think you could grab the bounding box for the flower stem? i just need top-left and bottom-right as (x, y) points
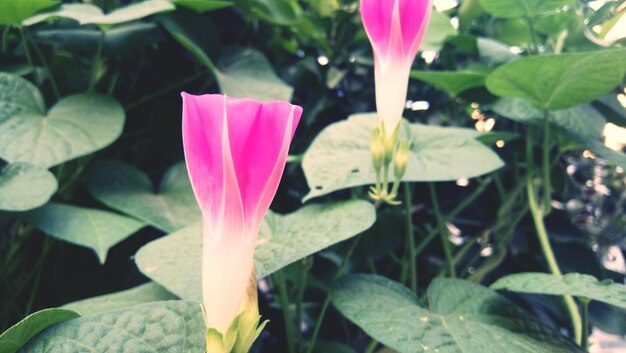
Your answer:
(429, 183), (455, 277)
(404, 183), (417, 292)
(580, 297), (590, 350)
(27, 33), (60, 100)
(305, 235), (362, 353)
(541, 109), (551, 214)
(526, 130), (582, 344)
(88, 31), (105, 92)
(274, 270), (297, 353)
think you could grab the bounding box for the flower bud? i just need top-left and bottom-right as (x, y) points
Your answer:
(394, 139), (411, 180)
(371, 126), (386, 172)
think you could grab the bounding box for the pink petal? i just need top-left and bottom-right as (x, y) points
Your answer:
(399, 0), (432, 58)
(226, 98), (302, 232)
(181, 92), (228, 220)
(360, 0), (396, 60)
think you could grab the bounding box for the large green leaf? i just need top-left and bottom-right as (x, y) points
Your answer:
(86, 161), (200, 233)
(485, 49), (626, 110)
(478, 0), (573, 19)
(421, 9), (457, 52)
(135, 200), (376, 301)
(332, 274), (584, 353)
(0, 0), (58, 26)
(62, 282), (177, 316)
(216, 47), (294, 101)
(23, 0), (175, 26)
(410, 70), (486, 97)
(302, 113), (504, 200)
(492, 272), (626, 309)
(18, 301), (204, 353)
(492, 98), (626, 168)
(0, 308), (79, 353)
(0, 74), (125, 168)
(476, 37), (520, 65)
(171, 0), (232, 12)
(24, 203), (145, 263)
(0, 163), (57, 212)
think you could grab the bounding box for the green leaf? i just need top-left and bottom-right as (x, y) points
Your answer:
(0, 308), (79, 353)
(86, 161), (201, 233)
(478, 0), (573, 19)
(485, 49), (626, 110)
(62, 282), (177, 316)
(0, 74), (125, 168)
(492, 272), (626, 309)
(302, 113), (504, 200)
(0, 0), (59, 26)
(492, 98), (626, 168)
(477, 37), (520, 65)
(33, 23), (158, 57)
(421, 9), (457, 52)
(410, 70), (486, 97)
(159, 10), (220, 69)
(24, 203), (145, 263)
(18, 301), (204, 353)
(23, 0), (175, 27)
(248, 0), (302, 25)
(216, 47), (294, 101)
(332, 274), (584, 353)
(0, 163), (57, 212)
(171, 0), (233, 12)
(135, 200), (376, 301)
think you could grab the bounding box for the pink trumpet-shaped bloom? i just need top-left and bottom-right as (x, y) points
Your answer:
(182, 93), (301, 334)
(360, 0), (432, 135)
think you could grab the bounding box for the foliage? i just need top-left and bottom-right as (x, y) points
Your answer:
(1, 0), (626, 352)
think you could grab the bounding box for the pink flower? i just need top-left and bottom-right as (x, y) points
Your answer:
(182, 93), (301, 334)
(360, 0), (432, 135)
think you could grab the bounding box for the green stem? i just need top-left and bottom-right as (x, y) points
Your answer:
(364, 339), (378, 353)
(428, 183), (456, 278)
(404, 183), (417, 292)
(19, 27), (35, 70)
(580, 297), (589, 350)
(274, 270), (297, 353)
(295, 258), (311, 353)
(28, 33), (60, 99)
(88, 31), (105, 92)
(526, 16), (540, 54)
(541, 109), (552, 214)
(305, 235), (362, 353)
(526, 130), (582, 344)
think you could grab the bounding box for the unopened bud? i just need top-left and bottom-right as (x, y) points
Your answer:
(370, 126), (386, 172)
(384, 124), (400, 165)
(394, 139), (411, 180)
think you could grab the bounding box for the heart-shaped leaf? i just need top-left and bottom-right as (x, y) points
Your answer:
(215, 47), (294, 101)
(302, 113), (504, 200)
(410, 70), (487, 97)
(492, 272), (626, 308)
(485, 49), (626, 110)
(23, 0), (175, 27)
(0, 0), (59, 26)
(135, 200), (376, 301)
(492, 98), (626, 168)
(421, 9), (457, 52)
(0, 163), (57, 212)
(18, 301), (204, 353)
(478, 0), (574, 19)
(62, 282), (177, 316)
(0, 74), (125, 168)
(332, 274), (584, 353)
(24, 203), (145, 263)
(0, 308), (79, 353)
(86, 161), (201, 233)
